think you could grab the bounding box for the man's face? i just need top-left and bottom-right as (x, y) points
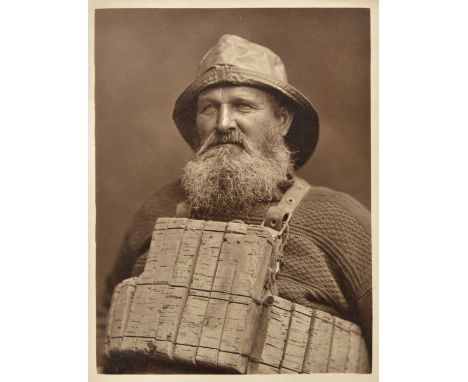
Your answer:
(195, 85), (289, 153)
(182, 85), (293, 215)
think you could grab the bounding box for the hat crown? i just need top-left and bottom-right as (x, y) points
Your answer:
(197, 34), (288, 82)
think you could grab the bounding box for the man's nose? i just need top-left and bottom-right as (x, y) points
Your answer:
(216, 104), (236, 133)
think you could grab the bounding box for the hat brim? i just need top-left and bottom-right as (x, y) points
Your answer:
(172, 66), (319, 168)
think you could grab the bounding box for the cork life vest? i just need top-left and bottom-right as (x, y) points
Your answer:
(104, 177), (370, 373)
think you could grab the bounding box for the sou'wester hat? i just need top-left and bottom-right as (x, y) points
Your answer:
(172, 34), (319, 168)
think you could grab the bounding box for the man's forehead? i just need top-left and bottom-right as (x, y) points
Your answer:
(198, 85), (271, 101)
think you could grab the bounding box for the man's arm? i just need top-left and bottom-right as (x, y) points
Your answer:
(292, 187), (373, 352)
(97, 180), (186, 369)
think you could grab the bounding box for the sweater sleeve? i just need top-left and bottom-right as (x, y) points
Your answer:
(103, 180), (186, 309)
(98, 181), (185, 362)
(299, 188), (373, 351)
(326, 191), (372, 352)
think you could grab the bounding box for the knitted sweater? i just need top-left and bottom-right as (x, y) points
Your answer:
(104, 179), (372, 354)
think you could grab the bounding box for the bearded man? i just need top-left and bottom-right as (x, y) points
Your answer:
(101, 34), (372, 374)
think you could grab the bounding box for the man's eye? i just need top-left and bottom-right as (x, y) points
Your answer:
(201, 104), (216, 113)
(236, 102), (253, 110)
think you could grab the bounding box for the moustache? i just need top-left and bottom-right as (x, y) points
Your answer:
(198, 131), (251, 156)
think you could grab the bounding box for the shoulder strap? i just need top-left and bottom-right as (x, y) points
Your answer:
(262, 176), (311, 234)
(175, 177), (311, 225)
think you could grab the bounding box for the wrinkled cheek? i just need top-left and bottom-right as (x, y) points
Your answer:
(196, 116), (215, 140)
(198, 128), (211, 142)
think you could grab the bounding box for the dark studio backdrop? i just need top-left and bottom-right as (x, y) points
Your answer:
(94, 7), (371, 357)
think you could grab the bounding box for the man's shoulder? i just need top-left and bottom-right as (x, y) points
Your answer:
(305, 185), (368, 208)
(124, 179), (186, 252)
(295, 184), (370, 231)
(134, 179), (186, 220)
(144, 179), (185, 204)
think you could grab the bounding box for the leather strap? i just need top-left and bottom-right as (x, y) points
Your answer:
(262, 176), (311, 234)
(176, 177), (311, 226)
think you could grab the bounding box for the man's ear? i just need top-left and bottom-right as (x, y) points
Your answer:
(276, 106), (294, 137)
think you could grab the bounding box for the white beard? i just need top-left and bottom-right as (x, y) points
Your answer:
(182, 129), (291, 215)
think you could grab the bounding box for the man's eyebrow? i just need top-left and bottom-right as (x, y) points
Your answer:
(230, 89), (263, 100)
(197, 94), (219, 103)
(198, 94), (261, 103)
(231, 95), (260, 103)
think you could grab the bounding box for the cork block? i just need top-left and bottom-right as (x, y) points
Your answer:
(211, 230), (244, 293)
(191, 222), (226, 291)
(303, 310), (334, 372)
(105, 217), (370, 374)
(230, 228), (271, 299)
(154, 286), (188, 357)
(170, 220), (204, 288)
(257, 301), (292, 368)
(328, 319), (352, 372)
(173, 291), (210, 363)
(197, 296), (229, 352)
(246, 361), (279, 374)
(151, 219), (186, 284)
(344, 327), (362, 372)
(280, 305), (312, 373)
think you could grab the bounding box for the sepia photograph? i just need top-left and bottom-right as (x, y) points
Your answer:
(91, 1), (377, 377)
(6, 1), (468, 381)
(5, 1), (468, 382)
